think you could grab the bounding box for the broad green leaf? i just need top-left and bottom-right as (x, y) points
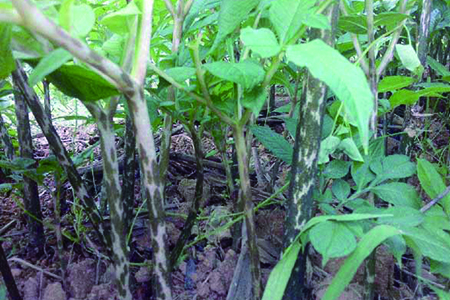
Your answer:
(45, 64), (120, 101)
(102, 34), (125, 60)
(417, 159), (450, 214)
(429, 286), (450, 300)
(376, 207), (424, 227)
(28, 48), (73, 87)
(332, 179), (350, 201)
(310, 220), (356, 265)
(389, 89), (420, 108)
(374, 12), (408, 29)
(371, 182), (422, 209)
(269, 0), (317, 44)
(261, 240), (301, 300)
(322, 225), (401, 300)
(370, 154), (416, 183)
(286, 40), (372, 152)
(283, 117), (297, 138)
(59, 0), (75, 32)
(165, 67), (196, 83)
(378, 76), (415, 92)
(242, 87), (268, 116)
(303, 9), (331, 30)
(10, 28), (46, 60)
(338, 138), (364, 162)
(71, 4), (95, 37)
(385, 235), (406, 265)
(100, 1), (141, 35)
(0, 24), (15, 80)
(240, 27), (281, 58)
(211, 0), (259, 51)
(430, 260), (450, 279)
(203, 60), (265, 90)
(319, 135), (341, 164)
(338, 15), (367, 34)
(427, 56), (450, 77)
(323, 160), (351, 179)
(396, 44), (423, 75)
(403, 227), (450, 264)
(251, 126), (293, 164)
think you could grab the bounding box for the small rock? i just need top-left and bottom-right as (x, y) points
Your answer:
(86, 283), (118, 300)
(135, 267), (151, 283)
(100, 264), (115, 284)
(209, 271), (226, 295)
(42, 282), (66, 300)
(68, 259), (96, 299)
(11, 268), (22, 278)
(23, 277), (39, 300)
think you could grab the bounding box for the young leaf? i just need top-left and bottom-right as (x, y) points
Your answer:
(370, 154), (416, 183)
(378, 76), (415, 92)
(319, 135), (341, 164)
(417, 159), (450, 214)
(323, 160), (351, 179)
(242, 87), (268, 116)
(261, 240), (301, 300)
(310, 221), (356, 265)
(269, 0), (317, 44)
(165, 67), (196, 83)
(389, 89), (420, 108)
(371, 182), (422, 209)
(211, 0), (259, 51)
(0, 24), (15, 80)
(322, 225), (401, 300)
(286, 40), (373, 152)
(28, 48), (73, 87)
(396, 44), (423, 75)
(240, 27), (281, 58)
(203, 60), (265, 90)
(250, 126), (293, 164)
(100, 1), (141, 35)
(338, 138), (364, 162)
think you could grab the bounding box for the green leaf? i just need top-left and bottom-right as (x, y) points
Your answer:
(332, 179), (350, 201)
(203, 60), (265, 90)
(45, 64), (120, 101)
(262, 240), (301, 300)
(211, 0), (259, 52)
(323, 160), (351, 179)
(370, 154), (416, 183)
(310, 221), (356, 265)
(430, 260), (450, 279)
(338, 138), (364, 162)
(371, 182), (422, 209)
(100, 1), (141, 35)
(338, 15), (367, 34)
(240, 27), (281, 58)
(374, 12), (408, 29)
(319, 135), (341, 164)
(396, 44), (423, 75)
(28, 48), (73, 87)
(70, 4), (95, 37)
(378, 76), (415, 93)
(417, 159), (450, 214)
(428, 285), (450, 300)
(427, 56), (450, 77)
(165, 67), (196, 83)
(251, 126), (293, 164)
(286, 40), (372, 152)
(402, 227), (450, 264)
(242, 87), (268, 116)
(376, 207), (424, 227)
(351, 160), (375, 191)
(269, 0), (317, 44)
(0, 24), (15, 80)
(389, 89), (420, 108)
(322, 225), (401, 300)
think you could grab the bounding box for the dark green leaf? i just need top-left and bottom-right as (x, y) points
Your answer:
(371, 182), (422, 209)
(417, 159), (450, 214)
(403, 227), (450, 264)
(332, 179), (350, 201)
(427, 56), (450, 77)
(242, 87), (268, 116)
(378, 76), (415, 92)
(323, 159), (351, 179)
(28, 48), (73, 87)
(203, 60), (265, 90)
(370, 154), (416, 183)
(338, 15), (367, 34)
(0, 24), (15, 80)
(251, 125), (293, 164)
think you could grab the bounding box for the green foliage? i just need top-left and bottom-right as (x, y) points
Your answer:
(378, 75), (415, 92)
(0, 23), (15, 80)
(240, 27), (281, 58)
(395, 44), (424, 76)
(100, 1), (141, 35)
(250, 125), (293, 164)
(28, 48), (73, 87)
(417, 159), (450, 214)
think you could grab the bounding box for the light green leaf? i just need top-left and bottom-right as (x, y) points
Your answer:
(45, 64), (120, 102)
(0, 24), (15, 80)
(389, 89), (420, 108)
(240, 27), (281, 58)
(376, 207), (424, 227)
(427, 56), (450, 77)
(203, 60), (265, 90)
(71, 4), (95, 37)
(339, 138), (364, 162)
(378, 76), (415, 93)
(251, 126), (293, 164)
(302, 8), (331, 30)
(286, 40), (373, 152)
(262, 240), (301, 300)
(100, 1), (141, 35)
(322, 225), (401, 300)
(269, 0), (317, 44)
(429, 285), (450, 300)
(242, 87), (268, 116)
(403, 227), (450, 264)
(165, 67), (196, 83)
(102, 34), (125, 60)
(211, 0), (259, 52)
(338, 15), (367, 34)
(371, 182), (422, 209)
(319, 135), (341, 164)
(396, 44), (423, 74)
(351, 160), (375, 191)
(332, 179), (350, 201)
(374, 12), (408, 29)
(28, 48), (73, 87)
(323, 160), (351, 179)
(370, 154), (416, 183)
(310, 221), (356, 265)
(417, 159), (450, 214)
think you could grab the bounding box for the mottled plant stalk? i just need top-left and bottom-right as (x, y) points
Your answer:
(52, 172), (67, 288)
(9, 1), (172, 298)
(121, 116), (136, 236)
(43, 79), (51, 117)
(0, 242), (23, 300)
(417, 0), (432, 68)
(12, 73), (45, 250)
(233, 126), (262, 299)
(84, 102), (132, 300)
(0, 113), (15, 160)
(11, 64), (110, 249)
(283, 5), (335, 300)
(169, 122), (204, 269)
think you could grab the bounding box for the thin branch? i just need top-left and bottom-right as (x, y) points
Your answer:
(420, 186), (450, 213)
(163, 0), (175, 17)
(0, 7), (22, 24)
(183, 0), (194, 17)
